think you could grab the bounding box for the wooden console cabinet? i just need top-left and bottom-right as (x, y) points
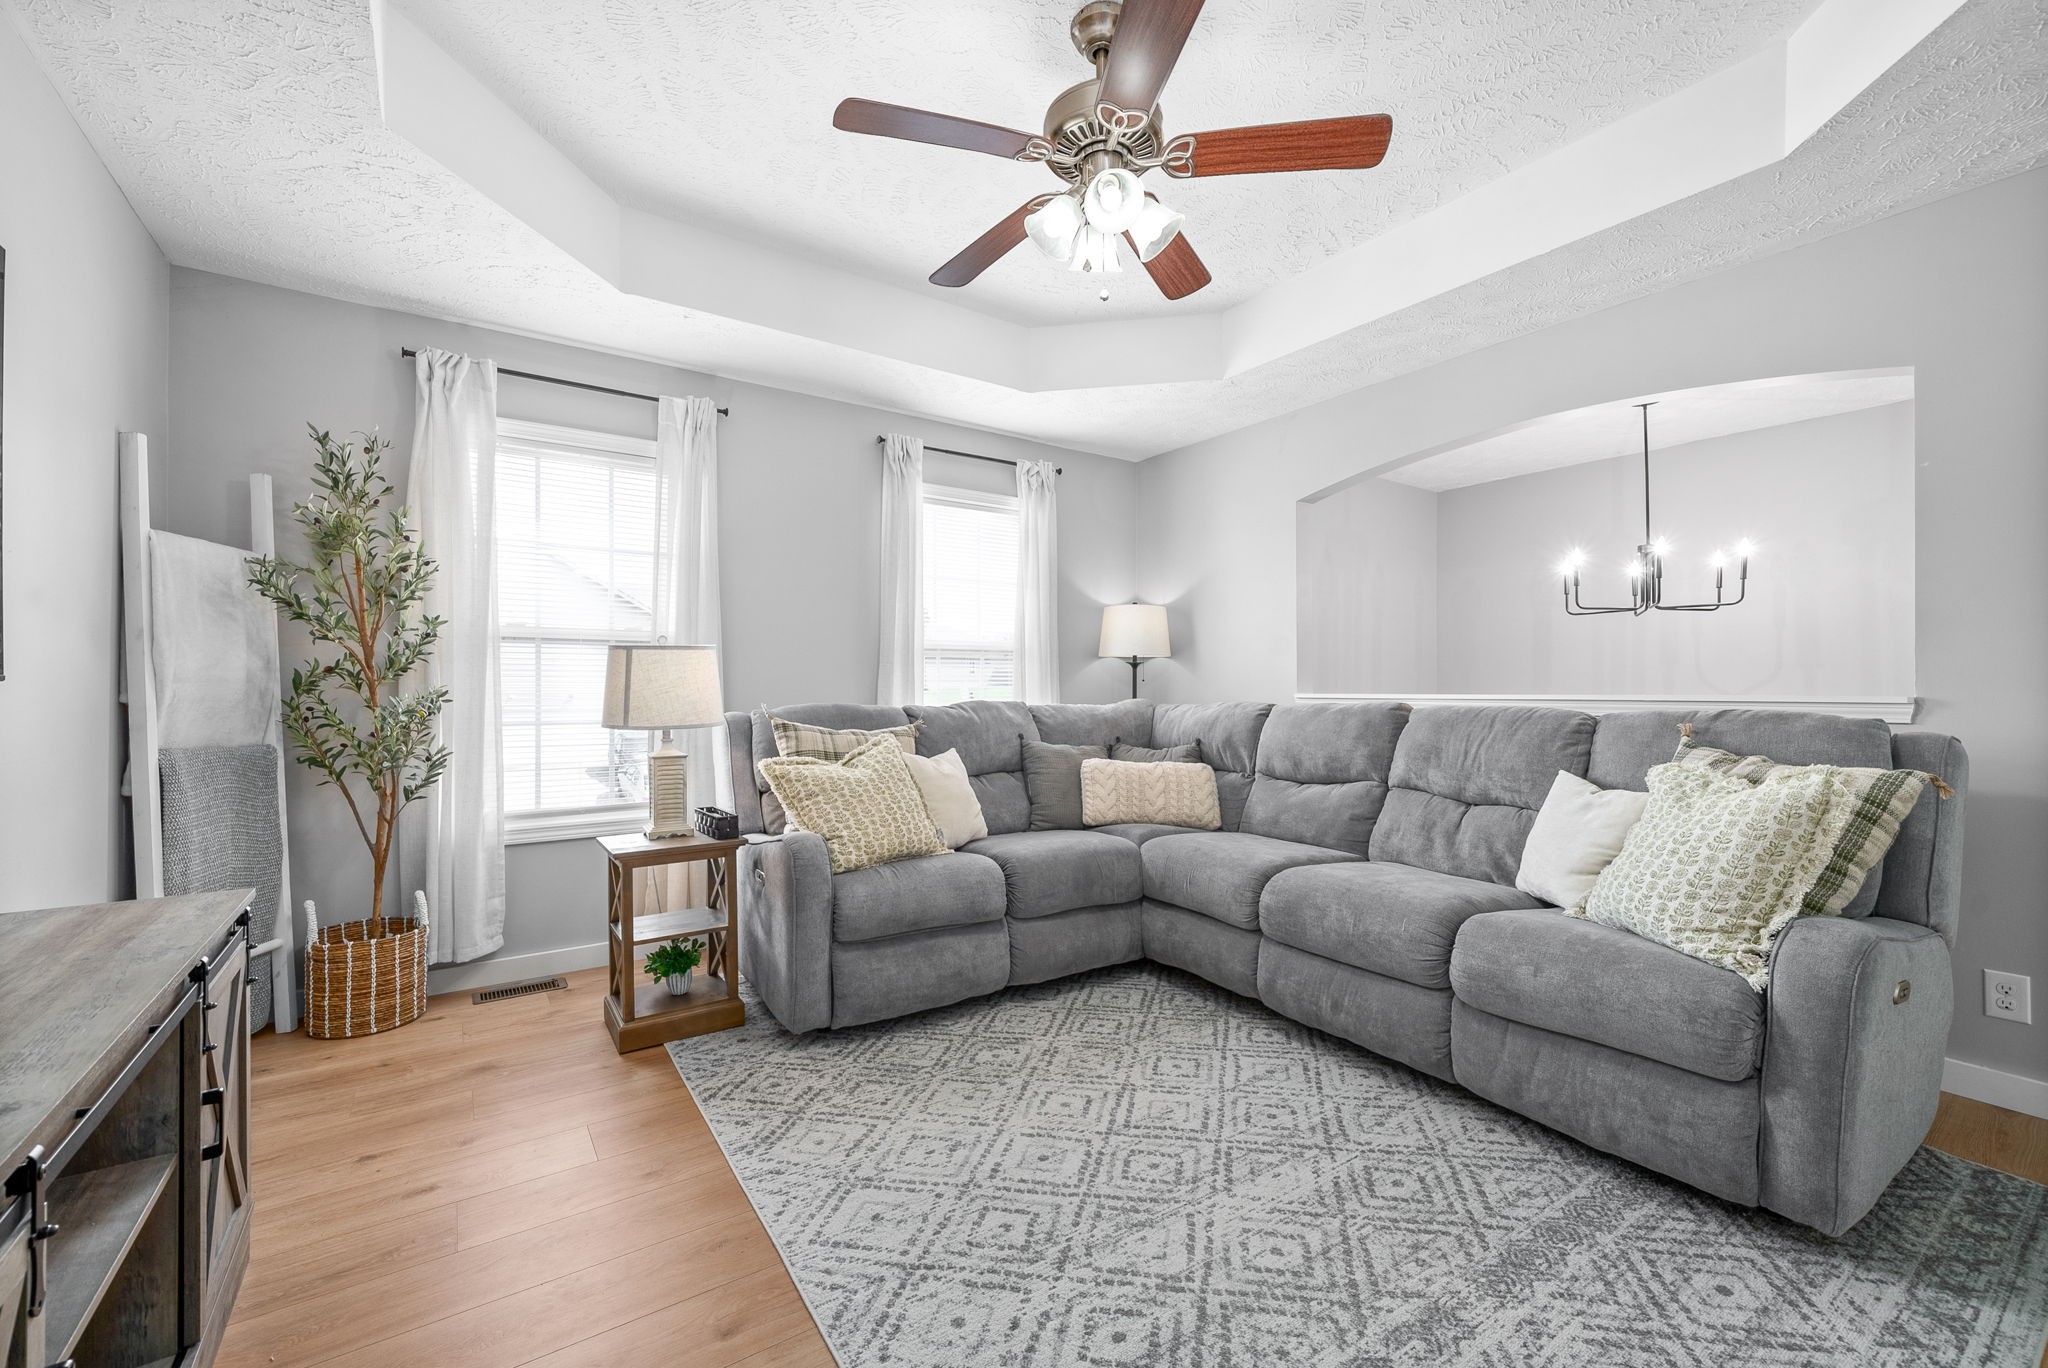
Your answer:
(1, 890), (253, 1368)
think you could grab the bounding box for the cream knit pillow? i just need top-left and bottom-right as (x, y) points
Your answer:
(1079, 759), (1222, 830)
(1580, 762), (1855, 989)
(757, 737), (946, 874)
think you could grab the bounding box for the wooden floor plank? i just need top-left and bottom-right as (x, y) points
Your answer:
(224, 965), (2046, 1368)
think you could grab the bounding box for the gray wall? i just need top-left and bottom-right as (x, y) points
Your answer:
(164, 269), (1137, 974)
(1297, 476), (1439, 695)
(1301, 403), (1917, 697)
(1138, 166), (2048, 1087)
(0, 22), (169, 912)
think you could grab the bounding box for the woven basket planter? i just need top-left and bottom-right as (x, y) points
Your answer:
(302, 891), (430, 1039)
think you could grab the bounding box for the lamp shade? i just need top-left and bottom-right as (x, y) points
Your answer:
(601, 644), (724, 730)
(1098, 604), (1170, 660)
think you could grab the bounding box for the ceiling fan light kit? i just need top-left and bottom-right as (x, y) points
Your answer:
(832, 0), (1393, 300)
(1560, 403), (1756, 617)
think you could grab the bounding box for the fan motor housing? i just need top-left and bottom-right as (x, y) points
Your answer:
(1043, 78), (1161, 183)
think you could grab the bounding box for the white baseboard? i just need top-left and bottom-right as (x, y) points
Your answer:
(427, 940), (609, 997)
(1942, 1057), (2048, 1120)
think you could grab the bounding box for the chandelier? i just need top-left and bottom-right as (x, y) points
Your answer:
(1558, 402), (1753, 616)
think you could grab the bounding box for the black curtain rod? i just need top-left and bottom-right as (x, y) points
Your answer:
(400, 349), (727, 416)
(875, 435), (1060, 475)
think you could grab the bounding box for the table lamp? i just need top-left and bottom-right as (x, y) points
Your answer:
(601, 644), (725, 839)
(1098, 603), (1170, 700)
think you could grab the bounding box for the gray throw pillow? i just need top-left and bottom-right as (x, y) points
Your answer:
(1112, 739), (1201, 765)
(1021, 737), (1109, 830)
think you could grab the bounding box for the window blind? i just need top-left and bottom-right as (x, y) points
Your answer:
(922, 492), (1019, 704)
(497, 431), (657, 817)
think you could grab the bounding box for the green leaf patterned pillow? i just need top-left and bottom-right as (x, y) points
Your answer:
(758, 737), (946, 874)
(1672, 734), (1942, 918)
(1580, 762), (1856, 989)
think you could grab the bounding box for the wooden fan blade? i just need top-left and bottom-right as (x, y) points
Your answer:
(834, 98), (1045, 160)
(1097, 0), (1205, 118)
(931, 197), (1053, 288)
(1166, 114), (1392, 177)
(1125, 228), (1211, 300)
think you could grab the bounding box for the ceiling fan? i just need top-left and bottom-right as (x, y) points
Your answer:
(832, 0), (1393, 301)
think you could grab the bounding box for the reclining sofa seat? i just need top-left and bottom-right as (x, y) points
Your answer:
(724, 698), (1968, 1238)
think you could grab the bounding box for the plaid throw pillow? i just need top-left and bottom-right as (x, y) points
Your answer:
(1672, 729), (1948, 919)
(769, 714), (919, 763)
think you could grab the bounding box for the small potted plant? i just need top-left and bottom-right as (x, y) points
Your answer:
(645, 938), (705, 996)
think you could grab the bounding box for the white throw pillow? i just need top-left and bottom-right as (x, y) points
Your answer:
(1515, 771), (1652, 910)
(902, 748), (988, 848)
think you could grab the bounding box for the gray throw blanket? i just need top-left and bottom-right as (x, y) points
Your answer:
(160, 744), (283, 1031)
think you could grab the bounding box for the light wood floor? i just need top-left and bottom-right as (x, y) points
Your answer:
(221, 966), (2048, 1368)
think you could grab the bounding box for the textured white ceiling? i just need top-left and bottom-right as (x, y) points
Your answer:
(388, 0), (1824, 326)
(1375, 371), (1916, 492)
(4, 0), (2042, 460)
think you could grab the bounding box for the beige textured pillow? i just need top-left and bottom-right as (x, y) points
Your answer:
(1580, 762), (1855, 989)
(1515, 771), (1651, 910)
(1079, 759), (1222, 830)
(757, 737), (946, 874)
(902, 749), (988, 849)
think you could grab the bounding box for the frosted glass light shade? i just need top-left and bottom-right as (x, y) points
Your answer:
(1068, 226), (1122, 274)
(1098, 604), (1170, 660)
(1128, 197), (1184, 261)
(601, 644), (725, 730)
(1025, 195), (1085, 260)
(1082, 167), (1146, 232)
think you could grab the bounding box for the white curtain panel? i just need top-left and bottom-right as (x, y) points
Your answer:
(400, 347), (507, 965)
(877, 434), (925, 704)
(1016, 459), (1061, 703)
(655, 395), (730, 809)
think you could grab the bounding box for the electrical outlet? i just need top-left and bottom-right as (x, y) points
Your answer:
(1983, 970), (2033, 1024)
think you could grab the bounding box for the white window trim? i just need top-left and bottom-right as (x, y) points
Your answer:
(923, 483), (1018, 514)
(497, 417), (660, 846)
(506, 804), (647, 846)
(498, 417), (657, 461)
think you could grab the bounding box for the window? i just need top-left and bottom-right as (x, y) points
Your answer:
(496, 420), (659, 841)
(922, 487), (1020, 704)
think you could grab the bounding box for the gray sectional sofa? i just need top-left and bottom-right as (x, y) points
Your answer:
(723, 698), (1968, 1236)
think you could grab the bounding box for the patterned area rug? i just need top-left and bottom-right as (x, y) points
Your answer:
(668, 964), (2048, 1368)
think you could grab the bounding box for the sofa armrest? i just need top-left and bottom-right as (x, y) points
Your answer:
(738, 831), (834, 1033)
(1759, 915), (1952, 1235)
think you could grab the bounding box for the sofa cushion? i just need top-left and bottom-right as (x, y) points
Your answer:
(1029, 699), (1153, 749)
(960, 830), (1143, 920)
(757, 738), (948, 874)
(905, 700), (1036, 835)
(1152, 702), (1272, 831)
(1240, 702), (1409, 857)
(1260, 861), (1545, 991)
(750, 703), (912, 833)
(831, 851), (1006, 943)
(1370, 706), (1597, 885)
(1449, 908), (1766, 1082)
(1141, 831), (1359, 930)
(1093, 822), (1208, 847)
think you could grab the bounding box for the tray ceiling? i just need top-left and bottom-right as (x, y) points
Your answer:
(4, 0), (2042, 460)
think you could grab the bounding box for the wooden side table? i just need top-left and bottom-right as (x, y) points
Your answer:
(598, 831), (745, 1053)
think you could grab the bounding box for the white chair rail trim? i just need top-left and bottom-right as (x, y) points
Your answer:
(1295, 694), (1919, 725)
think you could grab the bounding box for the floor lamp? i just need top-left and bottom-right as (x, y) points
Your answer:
(1099, 603), (1171, 700)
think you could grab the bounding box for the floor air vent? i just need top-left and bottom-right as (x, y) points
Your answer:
(472, 975), (570, 1005)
